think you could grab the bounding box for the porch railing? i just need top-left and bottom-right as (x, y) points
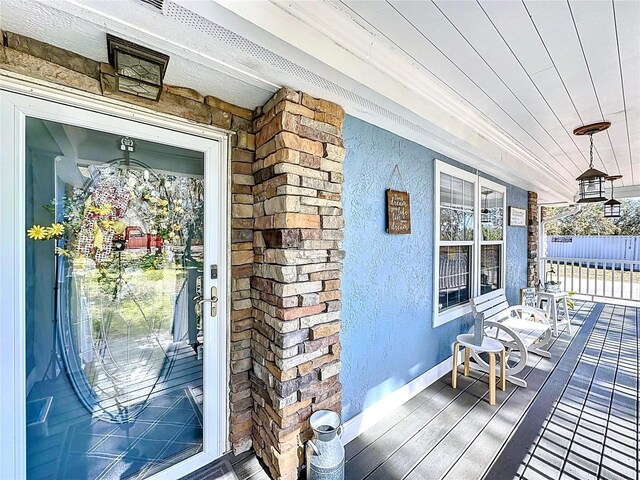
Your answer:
(541, 256), (640, 302)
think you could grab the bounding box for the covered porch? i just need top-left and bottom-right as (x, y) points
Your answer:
(1, 1), (639, 480)
(198, 299), (638, 480)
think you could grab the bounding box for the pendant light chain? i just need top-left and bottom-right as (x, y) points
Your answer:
(589, 134), (594, 169)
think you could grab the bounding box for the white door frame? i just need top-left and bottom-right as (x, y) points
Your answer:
(0, 75), (230, 480)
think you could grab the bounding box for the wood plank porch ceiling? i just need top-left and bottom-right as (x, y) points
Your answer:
(337, 1), (639, 192)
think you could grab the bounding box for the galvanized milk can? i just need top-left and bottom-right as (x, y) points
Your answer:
(306, 410), (345, 480)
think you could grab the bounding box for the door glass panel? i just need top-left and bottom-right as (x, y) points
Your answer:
(25, 117), (206, 479)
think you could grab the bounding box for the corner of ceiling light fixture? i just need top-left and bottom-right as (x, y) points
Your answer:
(106, 34), (170, 101)
(573, 122), (610, 203)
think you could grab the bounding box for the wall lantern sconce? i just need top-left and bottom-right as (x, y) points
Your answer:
(106, 34), (170, 101)
(603, 175), (623, 218)
(573, 122), (610, 203)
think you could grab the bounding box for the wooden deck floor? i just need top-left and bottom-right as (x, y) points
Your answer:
(345, 301), (638, 480)
(487, 301), (639, 480)
(187, 300), (639, 480)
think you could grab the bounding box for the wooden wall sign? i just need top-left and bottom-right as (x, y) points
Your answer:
(386, 189), (411, 234)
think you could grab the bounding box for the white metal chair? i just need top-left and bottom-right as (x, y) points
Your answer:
(469, 288), (552, 388)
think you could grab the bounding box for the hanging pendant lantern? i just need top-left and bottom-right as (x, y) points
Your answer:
(603, 175), (623, 218)
(573, 122), (610, 203)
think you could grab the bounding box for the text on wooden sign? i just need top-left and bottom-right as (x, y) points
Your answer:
(386, 189), (411, 234)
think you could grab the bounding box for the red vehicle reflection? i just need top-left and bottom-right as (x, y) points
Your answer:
(122, 226), (163, 251)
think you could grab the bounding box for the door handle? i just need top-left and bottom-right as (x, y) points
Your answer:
(196, 286), (218, 317)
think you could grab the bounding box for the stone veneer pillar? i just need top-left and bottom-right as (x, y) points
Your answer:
(527, 191), (539, 287)
(250, 88), (345, 479)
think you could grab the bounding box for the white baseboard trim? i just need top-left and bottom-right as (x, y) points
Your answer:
(342, 353), (458, 444)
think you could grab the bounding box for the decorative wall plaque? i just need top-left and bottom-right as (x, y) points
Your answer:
(520, 287), (537, 308)
(386, 189), (411, 234)
(508, 206), (527, 227)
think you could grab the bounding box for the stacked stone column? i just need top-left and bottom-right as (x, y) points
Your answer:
(227, 106), (257, 454)
(250, 88), (345, 479)
(527, 191), (539, 287)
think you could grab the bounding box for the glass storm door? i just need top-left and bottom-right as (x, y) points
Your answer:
(5, 96), (226, 480)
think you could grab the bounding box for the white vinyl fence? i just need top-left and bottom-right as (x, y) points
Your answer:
(541, 257), (640, 302)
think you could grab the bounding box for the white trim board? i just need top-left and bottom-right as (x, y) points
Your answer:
(342, 353), (459, 444)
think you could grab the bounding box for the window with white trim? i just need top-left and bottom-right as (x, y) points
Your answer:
(434, 161), (506, 326)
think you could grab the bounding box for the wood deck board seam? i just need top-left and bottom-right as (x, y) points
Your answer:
(517, 302), (605, 474)
(344, 379), (452, 461)
(596, 305), (636, 479)
(490, 305), (638, 475)
(364, 303), (589, 480)
(427, 302), (590, 480)
(479, 301), (602, 479)
(348, 374), (485, 480)
(515, 302), (609, 477)
(430, 301), (591, 479)
(351, 302), (588, 480)
(346, 373), (488, 480)
(554, 304), (617, 478)
(405, 342), (566, 479)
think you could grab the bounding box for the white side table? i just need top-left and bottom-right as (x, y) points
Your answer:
(536, 291), (571, 337)
(452, 334), (506, 405)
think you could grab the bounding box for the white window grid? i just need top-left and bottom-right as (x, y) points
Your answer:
(433, 160), (506, 327)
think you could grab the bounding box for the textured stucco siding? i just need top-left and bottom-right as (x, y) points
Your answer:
(341, 115), (528, 421)
(505, 185), (529, 305)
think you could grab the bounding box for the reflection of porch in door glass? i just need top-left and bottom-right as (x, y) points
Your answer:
(25, 117), (207, 479)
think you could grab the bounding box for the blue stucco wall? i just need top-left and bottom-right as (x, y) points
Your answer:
(341, 116), (529, 421)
